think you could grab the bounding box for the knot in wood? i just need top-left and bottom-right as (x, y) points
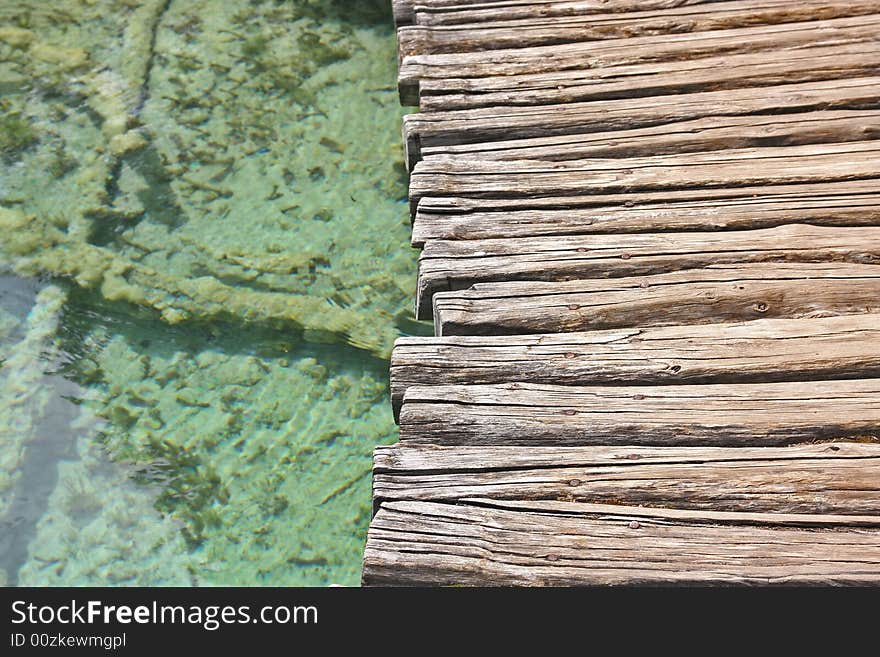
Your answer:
(567, 304), (581, 310)
(568, 479), (582, 487)
(562, 409), (577, 416)
(753, 301), (769, 313)
(628, 521), (641, 530)
(564, 352), (577, 359)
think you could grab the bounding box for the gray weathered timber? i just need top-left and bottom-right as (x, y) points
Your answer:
(432, 262), (880, 335)
(412, 180), (880, 245)
(398, 0), (880, 57)
(390, 314), (880, 415)
(402, 77), (880, 166)
(416, 224), (880, 318)
(396, 0), (728, 28)
(363, 500), (880, 585)
(372, 442), (880, 515)
(397, 378), (880, 446)
(418, 110), (880, 165)
(410, 141), (880, 214)
(399, 14), (880, 104)
(419, 41), (880, 111)
(372, 0), (880, 587)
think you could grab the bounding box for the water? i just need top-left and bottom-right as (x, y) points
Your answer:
(0, 0), (420, 586)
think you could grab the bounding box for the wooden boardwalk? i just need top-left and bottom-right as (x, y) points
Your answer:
(361, 0), (880, 585)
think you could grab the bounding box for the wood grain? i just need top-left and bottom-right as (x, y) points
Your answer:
(397, 378), (880, 446)
(418, 110), (880, 164)
(398, 0), (880, 57)
(399, 14), (880, 103)
(403, 76), (880, 166)
(373, 442), (880, 515)
(420, 41), (880, 111)
(413, 179), (880, 245)
(363, 500), (880, 585)
(396, 0), (729, 28)
(410, 141), (880, 214)
(433, 262), (880, 335)
(390, 314), (880, 415)
(374, 1), (880, 587)
(416, 224), (880, 318)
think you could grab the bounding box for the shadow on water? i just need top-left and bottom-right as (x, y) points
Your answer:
(0, 377), (81, 586)
(57, 285), (392, 374)
(293, 0), (394, 28)
(88, 144), (187, 247)
(0, 275), (81, 586)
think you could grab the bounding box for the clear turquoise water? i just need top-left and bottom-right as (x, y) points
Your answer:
(0, 0), (420, 586)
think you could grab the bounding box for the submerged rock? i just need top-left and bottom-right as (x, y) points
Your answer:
(1, 0), (415, 586)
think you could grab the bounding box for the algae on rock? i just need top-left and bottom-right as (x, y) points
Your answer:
(0, 0), (414, 358)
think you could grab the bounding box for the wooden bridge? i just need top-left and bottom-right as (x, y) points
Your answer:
(361, 0), (880, 585)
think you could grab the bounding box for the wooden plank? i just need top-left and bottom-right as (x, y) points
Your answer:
(363, 500), (880, 585)
(418, 110), (880, 164)
(397, 378), (880, 446)
(402, 0), (728, 28)
(374, 441), (879, 475)
(420, 41), (880, 111)
(432, 262), (880, 335)
(410, 141), (880, 214)
(399, 0), (880, 57)
(390, 314), (880, 415)
(373, 442), (880, 515)
(402, 76), (880, 166)
(416, 224), (880, 318)
(399, 14), (880, 103)
(413, 180), (880, 245)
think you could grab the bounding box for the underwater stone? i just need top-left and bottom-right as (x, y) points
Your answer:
(2, 0), (412, 586)
(0, 27), (36, 49)
(29, 42), (89, 70)
(109, 130), (148, 157)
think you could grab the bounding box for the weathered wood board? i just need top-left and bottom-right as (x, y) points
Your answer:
(373, 442), (880, 515)
(390, 314), (880, 415)
(397, 378), (880, 446)
(399, 14), (880, 104)
(398, 0), (880, 58)
(403, 76), (880, 166)
(410, 141), (880, 214)
(416, 224), (880, 318)
(363, 500), (880, 585)
(419, 41), (880, 111)
(412, 180), (880, 245)
(367, 0), (880, 587)
(432, 262), (880, 335)
(417, 110), (880, 164)
(395, 1), (741, 28)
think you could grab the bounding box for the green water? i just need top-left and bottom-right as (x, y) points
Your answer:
(0, 0), (419, 586)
